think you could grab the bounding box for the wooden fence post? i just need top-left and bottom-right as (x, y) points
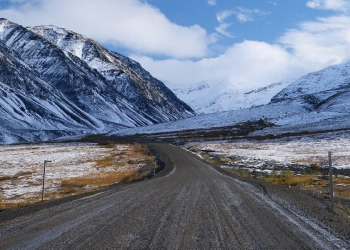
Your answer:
(328, 151), (334, 211)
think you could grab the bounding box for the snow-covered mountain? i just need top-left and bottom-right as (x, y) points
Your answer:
(0, 19), (195, 143)
(0, 39), (100, 143)
(167, 78), (293, 114)
(30, 25), (195, 122)
(271, 61), (350, 111)
(112, 60), (350, 137)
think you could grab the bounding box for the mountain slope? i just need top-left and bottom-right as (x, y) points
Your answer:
(0, 19), (158, 128)
(30, 25), (195, 121)
(271, 61), (350, 111)
(167, 78), (293, 114)
(0, 39), (102, 143)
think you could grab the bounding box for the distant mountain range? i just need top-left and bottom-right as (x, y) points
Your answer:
(113, 60), (350, 137)
(167, 78), (293, 114)
(0, 18), (195, 143)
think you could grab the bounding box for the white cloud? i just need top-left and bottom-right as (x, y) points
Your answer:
(215, 23), (234, 37)
(134, 15), (350, 89)
(234, 7), (270, 23)
(215, 10), (235, 37)
(279, 15), (350, 66)
(0, 0), (210, 59)
(215, 8), (269, 38)
(235, 12), (253, 23)
(217, 8), (269, 24)
(207, 0), (217, 6)
(216, 10), (234, 23)
(306, 0), (350, 12)
(132, 41), (303, 88)
(215, 7), (270, 38)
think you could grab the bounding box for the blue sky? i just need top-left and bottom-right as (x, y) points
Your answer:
(148, 0), (313, 44)
(0, 0), (350, 88)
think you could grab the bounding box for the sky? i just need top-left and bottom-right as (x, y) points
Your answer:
(0, 0), (350, 89)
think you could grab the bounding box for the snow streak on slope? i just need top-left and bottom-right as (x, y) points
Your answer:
(167, 78), (293, 114)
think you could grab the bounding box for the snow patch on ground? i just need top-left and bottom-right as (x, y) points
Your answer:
(186, 132), (350, 170)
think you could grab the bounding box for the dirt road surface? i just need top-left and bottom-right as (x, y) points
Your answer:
(0, 143), (349, 249)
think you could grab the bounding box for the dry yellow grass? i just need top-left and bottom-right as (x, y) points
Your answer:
(60, 170), (136, 189)
(91, 143), (154, 169)
(57, 167), (152, 197)
(263, 171), (316, 186)
(333, 176), (350, 199)
(335, 176), (350, 185)
(0, 195), (41, 210)
(93, 154), (118, 168)
(0, 196), (7, 210)
(263, 172), (350, 199)
(58, 142), (155, 194)
(284, 175), (315, 186)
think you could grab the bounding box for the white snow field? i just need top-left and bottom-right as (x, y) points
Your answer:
(186, 131), (350, 171)
(166, 78), (293, 114)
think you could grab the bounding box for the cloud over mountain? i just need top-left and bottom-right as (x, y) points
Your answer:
(0, 0), (210, 59)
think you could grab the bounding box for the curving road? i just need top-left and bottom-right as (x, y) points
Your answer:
(0, 143), (348, 249)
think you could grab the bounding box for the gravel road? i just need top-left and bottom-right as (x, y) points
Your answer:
(0, 143), (349, 249)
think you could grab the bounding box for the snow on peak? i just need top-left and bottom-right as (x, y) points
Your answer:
(0, 20), (8, 33)
(35, 25), (68, 34)
(30, 25), (117, 71)
(166, 78), (293, 114)
(0, 19), (15, 39)
(30, 25), (88, 59)
(272, 60), (350, 102)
